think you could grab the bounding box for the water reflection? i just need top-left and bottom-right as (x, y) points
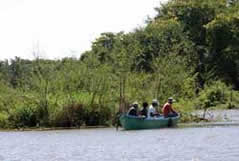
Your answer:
(0, 126), (239, 161)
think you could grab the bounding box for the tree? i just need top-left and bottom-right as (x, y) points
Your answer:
(206, 3), (239, 88)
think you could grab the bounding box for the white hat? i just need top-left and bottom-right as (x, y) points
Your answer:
(168, 97), (175, 102)
(152, 99), (159, 105)
(152, 99), (158, 103)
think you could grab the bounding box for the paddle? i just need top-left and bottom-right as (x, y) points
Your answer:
(168, 118), (173, 127)
(115, 111), (122, 131)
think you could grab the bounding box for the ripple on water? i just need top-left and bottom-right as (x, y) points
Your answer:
(0, 127), (239, 161)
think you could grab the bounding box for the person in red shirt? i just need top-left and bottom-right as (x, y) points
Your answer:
(162, 97), (178, 117)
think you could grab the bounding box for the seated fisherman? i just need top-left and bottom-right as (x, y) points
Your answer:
(140, 102), (148, 118)
(127, 101), (138, 116)
(162, 97), (178, 117)
(147, 99), (159, 118)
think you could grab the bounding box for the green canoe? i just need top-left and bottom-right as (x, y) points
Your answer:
(119, 114), (180, 130)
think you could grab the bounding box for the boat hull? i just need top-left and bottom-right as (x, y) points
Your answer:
(119, 114), (179, 130)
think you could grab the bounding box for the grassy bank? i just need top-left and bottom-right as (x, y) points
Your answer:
(1, 80), (239, 129)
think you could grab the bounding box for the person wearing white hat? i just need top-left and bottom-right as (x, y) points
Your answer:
(147, 99), (159, 118)
(127, 101), (139, 116)
(162, 97), (178, 117)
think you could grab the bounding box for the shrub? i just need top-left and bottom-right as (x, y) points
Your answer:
(0, 112), (9, 128)
(8, 106), (37, 127)
(52, 103), (86, 127)
(174, 99), (194, 123)
(85, 104), (111, 126)
(195, 81), (231, 109)
(227, 91), (239, 109)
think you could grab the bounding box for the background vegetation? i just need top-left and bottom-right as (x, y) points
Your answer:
(1, 0), (239, 128)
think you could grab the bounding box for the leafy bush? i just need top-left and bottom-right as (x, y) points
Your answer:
(85, 104), (111, 126)
(0, 112), (9, 128)
(8, 106), (37, 127)
(195, 81), (231, 109)
(227, 91), (239, 109)
(52, 103), (86, 127)
(174, 99), (194, 123)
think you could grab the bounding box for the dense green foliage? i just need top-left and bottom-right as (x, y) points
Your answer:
(1, 0), (239, 128)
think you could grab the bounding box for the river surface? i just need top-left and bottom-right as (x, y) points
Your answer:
(1, 125), (239, 161)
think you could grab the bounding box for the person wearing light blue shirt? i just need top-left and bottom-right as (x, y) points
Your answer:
(147, 99), (159, 118)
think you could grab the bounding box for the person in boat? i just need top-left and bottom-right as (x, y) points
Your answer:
(147, 99), (159, 118)
(162, 97), (178, 117)
(127, 101), (138, 116)
(140, 102), (148, 118)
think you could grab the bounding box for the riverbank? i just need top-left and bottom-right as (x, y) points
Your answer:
(192, 109), (239, 122)
(0, 125), (110, 132)
(1, 109), (238, 132)
(178, 109), (239, 128)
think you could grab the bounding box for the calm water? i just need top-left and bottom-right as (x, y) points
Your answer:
(1, 126), (239, 161)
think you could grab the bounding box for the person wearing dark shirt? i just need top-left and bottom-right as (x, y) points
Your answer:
(140, 102), (148, 118)
(127, 101), (138, 116)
